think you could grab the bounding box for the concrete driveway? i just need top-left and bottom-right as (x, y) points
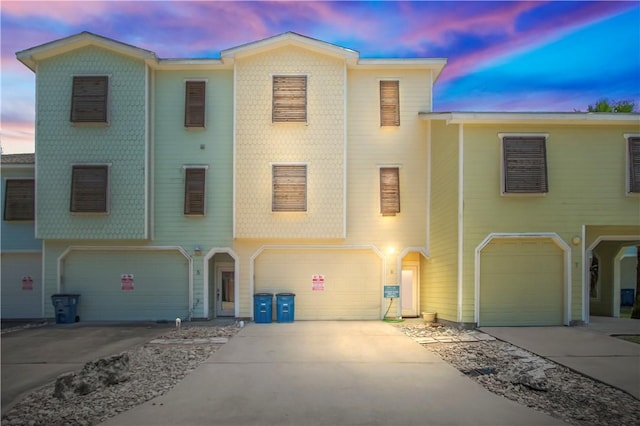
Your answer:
(1, 322), (170, 414)
(100, 321), (564, 426)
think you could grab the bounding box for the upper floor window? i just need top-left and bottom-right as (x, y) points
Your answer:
(380, 80), (400, 127)
(628, 136), (640, 193)
(272, 76), (307, 123)
(184, 167), (207, 215)
(70, 165), (109, 213)
(380, 167), (400, 215)
(185, 81), (206, 128)
(272, 164), (307, 212)
(4, 179), (34, 221)
(70, 76), (109, 123)
(502, 136), (548, 194)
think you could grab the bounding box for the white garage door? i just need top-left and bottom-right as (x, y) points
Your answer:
(255, 249), (382, 320)
(62, 250), (189, 321)
(1, 253), (42, 318)
(479, 239), (564, 326)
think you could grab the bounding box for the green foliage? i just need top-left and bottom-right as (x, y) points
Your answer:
(586, 99), (636, 113)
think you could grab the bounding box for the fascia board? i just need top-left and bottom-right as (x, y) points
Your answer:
(419, 112), (640, 125)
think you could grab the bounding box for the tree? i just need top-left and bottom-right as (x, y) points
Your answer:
(631, 246), (640, 319)
(586, 99), (636, 113)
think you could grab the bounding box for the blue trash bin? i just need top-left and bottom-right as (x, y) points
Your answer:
(253, 293), (273, 324)
(51, 294), (80, 324)
(621, 289), (635, 306)
(276, 293), (295, 323)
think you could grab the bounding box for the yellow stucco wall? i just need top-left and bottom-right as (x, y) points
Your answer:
(461, 124), (640, 323)
(234, 45), (345, 239)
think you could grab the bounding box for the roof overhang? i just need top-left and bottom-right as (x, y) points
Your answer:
(353, 58), (447, 80)
(221, 32), (359, 65)
(16, 32), (157, 72)
(420, 112), (640, 126)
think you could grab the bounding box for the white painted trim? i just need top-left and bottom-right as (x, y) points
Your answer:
(249, 245), (386, 319)
(457, 124), (464, 323)
(148, 65), (155, 240)
(203, 248), (240, 318)
(40, 240), (45, 317)
(397, 247), (429, 318)
(581, 225), (587, 322)
(420, 111), (640, 125)
(232, 65), (237, 239)
(144, 64), (150, 240)
(474, 232), (572, 326)
(56, 246), (193, 318)
(343, 62), (348, 239)
(426, 121), (431, 256)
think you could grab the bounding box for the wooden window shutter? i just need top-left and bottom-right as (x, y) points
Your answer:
(272, 165), (307, 212)
(70, 76), (108, 123)
(629, 137), (640, 193)
(503, 137), (548, 193)
(380, 167), (400, 215)
(185, 81), (206, 128)
(380, 80), (400, 126)
(272, 76), (307, 122)
(4, 179), (35, 221)
(184, 168), (206, 215)
(70, 165), (109, 212)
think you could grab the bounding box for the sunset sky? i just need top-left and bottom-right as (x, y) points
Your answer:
(2, 0), (639, 154)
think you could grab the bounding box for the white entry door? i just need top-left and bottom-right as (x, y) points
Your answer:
(401, 266), (419, 317)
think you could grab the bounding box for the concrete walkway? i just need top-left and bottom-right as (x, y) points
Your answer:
(481, 316), (640, 399)
(101, 321), (565, 426)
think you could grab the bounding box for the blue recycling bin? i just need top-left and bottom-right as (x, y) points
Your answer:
(51, 294), (80, 324)
(253, 293), (273, 324)
(276, 293), (295, 323)
(621, 289), (635, 306)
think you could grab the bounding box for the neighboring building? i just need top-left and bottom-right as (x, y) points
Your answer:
(1, 153), (42, 318)
(13, 32), (640, 325)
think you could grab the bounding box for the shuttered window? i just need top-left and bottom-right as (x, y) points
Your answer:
(184, 168), (206, 215)
(503, 137), (548, 194)
(628, 137), (640, 193)
(380, 167), (400, 215)
(380, 80), (400, 127)
(4, 179), (34, 221)
(272, 165), (307, 212)
(185, 81), (206, 128)
(273, 76), (307, 123)
(70, 76), (108, 123)
(70, 165), (109, 213)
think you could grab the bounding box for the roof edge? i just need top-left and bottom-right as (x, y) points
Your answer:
(420, 111), (640, 125)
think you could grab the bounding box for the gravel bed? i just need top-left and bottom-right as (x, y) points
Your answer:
(1, 324), (240, 426)
(395, 323), (640, 426)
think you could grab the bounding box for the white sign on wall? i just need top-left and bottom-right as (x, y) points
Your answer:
(121, 274), (135, 291)
(312, 274), (325, 291)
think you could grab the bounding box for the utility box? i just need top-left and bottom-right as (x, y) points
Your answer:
(276, 293), (295, 323)
(51, 294), (80, 324)
(253, 293), (273, 324)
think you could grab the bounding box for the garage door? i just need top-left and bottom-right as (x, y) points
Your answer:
(1, 253), (42, 318)
(479, 239), (564, 326)
(255, 249), (382, 320)
(62, 250), (189, 321)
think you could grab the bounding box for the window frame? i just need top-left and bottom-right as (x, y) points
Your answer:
(379, 166), (401, 216)
(70, 75), (110, 125)
(626, 134), (640, 195)
(70, 164), (110, 214)
(183, 165), (208, 216)
(3, 178), (35, 221)
(379, 79), (400, 127)
(500, 134), (549, 196)
(272, 75), (308, 123)
(184, 80), (207, 128)
(272, 163), (308, 212)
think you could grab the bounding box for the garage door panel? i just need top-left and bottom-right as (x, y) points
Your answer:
(63, 250), (189, 321)
(1, 253), (43, 318)
(255, 249), (381, 320)
(480, 240), (563, 326)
